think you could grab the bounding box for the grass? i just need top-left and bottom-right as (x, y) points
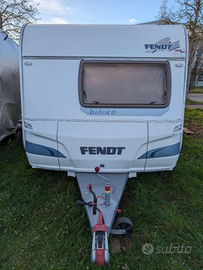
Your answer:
(189, 86), (203, 94)
(184, 108), (203, 130)
(185, 99), (203, 105)
(1, 109), (203, 270)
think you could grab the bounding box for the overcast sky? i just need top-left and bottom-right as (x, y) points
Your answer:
(33, 0), (176, 25)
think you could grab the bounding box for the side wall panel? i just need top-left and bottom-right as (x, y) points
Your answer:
(24, 120), (59, 170)
(145, 122), (182, 171)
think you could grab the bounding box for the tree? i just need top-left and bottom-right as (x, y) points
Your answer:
(158, 0), (203, 90)
(0, 0), (39, 41)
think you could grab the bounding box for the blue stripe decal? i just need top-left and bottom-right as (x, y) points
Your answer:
(26, 141), (66, 158)
(139, 142), (180, 159)
(80, 106), (169, 117)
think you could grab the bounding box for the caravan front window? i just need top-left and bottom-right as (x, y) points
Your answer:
(79, 61), (171, 108)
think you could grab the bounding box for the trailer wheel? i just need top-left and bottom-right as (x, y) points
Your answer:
(112, 217), (133, 238)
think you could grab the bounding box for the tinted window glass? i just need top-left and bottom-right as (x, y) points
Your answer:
(79, 61), (170, 108)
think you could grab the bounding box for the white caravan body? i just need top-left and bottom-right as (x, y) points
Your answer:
(20, 24), (188, 176)
(0, 30), (20, 141)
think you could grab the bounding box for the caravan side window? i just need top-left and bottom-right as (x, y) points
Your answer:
(79, 61), (171, 108)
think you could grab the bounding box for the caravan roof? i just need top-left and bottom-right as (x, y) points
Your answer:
(21, 24), (187, 59)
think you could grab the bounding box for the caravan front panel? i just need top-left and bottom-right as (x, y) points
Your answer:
(20, 24), (188, 175)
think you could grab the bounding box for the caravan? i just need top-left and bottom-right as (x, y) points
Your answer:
(20, 24), (188, 265)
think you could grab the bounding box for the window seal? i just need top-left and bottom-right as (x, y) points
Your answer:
(78, 60), (171, 109)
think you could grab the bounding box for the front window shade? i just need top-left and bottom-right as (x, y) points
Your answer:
(79, 61), (171, 108)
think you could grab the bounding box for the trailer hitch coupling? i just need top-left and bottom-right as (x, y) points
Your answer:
(91, 212), (110, 266)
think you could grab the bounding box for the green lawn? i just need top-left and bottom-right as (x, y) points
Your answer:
(189, 86), (203, 94)
(186, 98), (203, 105)
(1, 109), (203, 270)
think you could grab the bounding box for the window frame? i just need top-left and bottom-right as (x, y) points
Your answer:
(78, 60), (171, 108)
(198, 72), (203, 81)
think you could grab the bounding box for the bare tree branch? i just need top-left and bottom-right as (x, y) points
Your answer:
(0, 0), (40, 42)
(158, 0), (203, 91)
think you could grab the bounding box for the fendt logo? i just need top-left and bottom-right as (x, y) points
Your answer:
(80, 147), (125, 155)
(144, 37), (180, 53)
